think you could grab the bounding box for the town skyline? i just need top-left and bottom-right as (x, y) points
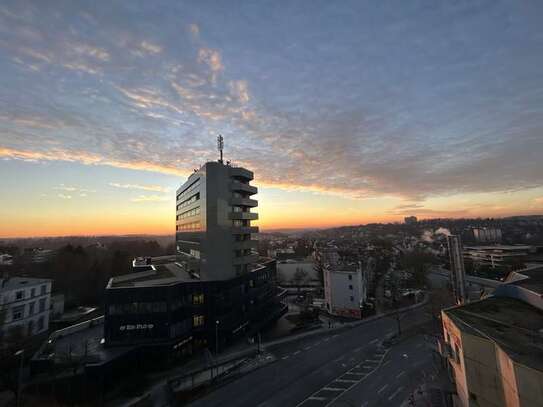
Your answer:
(2, 0), (543, 237)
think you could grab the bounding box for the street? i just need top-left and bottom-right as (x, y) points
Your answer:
(188, 305), (437, 407)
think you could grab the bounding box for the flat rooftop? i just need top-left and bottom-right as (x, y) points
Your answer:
(107, 255), (275, 288)
(506, 265), (543, 294)
(464, 245), (532, 251)
(0, 276), (51, 292)
(108, 261), (196, 288)
(445, 296), (543, 370)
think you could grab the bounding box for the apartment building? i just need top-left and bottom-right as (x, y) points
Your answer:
(175, 160), (258, 281)
(324, 262), (368, 318)
(0, 276), (52, 345)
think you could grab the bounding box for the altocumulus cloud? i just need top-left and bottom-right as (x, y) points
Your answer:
(0, 1), (542, 202)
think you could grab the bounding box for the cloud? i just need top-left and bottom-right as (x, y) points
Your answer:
(197, 48), (223, 82)
(188, 24), (200, 39)
(57, 194), (72, 199)
(1, 0), (543, 206)
(229, 80), (250, 104)
(71, 43), (110, 61)
(132, 41), (163, 57)
(535, 197), (543, 204)
(0, 147), (187, 177)
(109, 182), (171, 193)
(54, 185), (77, 192)
(130, 194), (169, 203)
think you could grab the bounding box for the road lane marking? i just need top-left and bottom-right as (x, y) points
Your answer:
(293, 350), (301, 355)
(382, 360), (391, 367)
(370, 338), (379, 344)
(388, 386), (404, 401)
(304, 346), (312, 350)
(295, 347), (391, 407)
(354, 347), (362, 352)
(396, 371), (405, 378)
(282, 355), (289, 360)
(323, 387), (343, 392)
(377, 384), (388, 394)
(332, 334), (339, 338)
(324, 338), (330, 342)
(333, 356), (345, 362)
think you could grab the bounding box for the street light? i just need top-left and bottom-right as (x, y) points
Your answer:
(215, 320), (220, 355)
(14, 349), (24, 407)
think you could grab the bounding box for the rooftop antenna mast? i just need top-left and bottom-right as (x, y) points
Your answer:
(217, 134), (224, 164)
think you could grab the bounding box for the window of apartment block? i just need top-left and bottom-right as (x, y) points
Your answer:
(193, 315), (205, 327)
(41, 285), (46, 295)
(31, 288), (36, 297)
(350, 296), (354, 302)
(348, 275), (352, 280)
(349, 285), (353, 290)
(29, 301), (35, 315)
(12, 305), (25, 320)
(192, 293), (204, 305)
(15, 290), (24, 300)
(38, 316), (44, 331)
(39, 298), (46, 312)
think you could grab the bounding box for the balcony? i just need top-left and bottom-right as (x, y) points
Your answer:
(232, 254), (259, 265)
(233, 240), (258, 250)
(229, 212), (258, 221)
(231, 226), (259, 234)
(231, 181), (257, 195)
(229, 167), (254, 181)
(230, 197), (258, 208)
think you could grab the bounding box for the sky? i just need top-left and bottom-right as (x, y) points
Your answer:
(1, 0), (543, 238)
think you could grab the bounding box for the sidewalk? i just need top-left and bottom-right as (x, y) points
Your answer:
(112, 295), (429, 407)
(263, 294), (429, 349)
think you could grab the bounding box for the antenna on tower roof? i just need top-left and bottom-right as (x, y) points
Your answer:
(217, 134), (224, 164)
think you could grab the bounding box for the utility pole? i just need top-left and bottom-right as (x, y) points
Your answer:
(15, 349), (24, 407)
(215, 320), (220, 355)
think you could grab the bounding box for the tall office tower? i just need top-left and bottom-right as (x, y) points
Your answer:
(447, 234), (467, 305)
(175, 151), (258, 280)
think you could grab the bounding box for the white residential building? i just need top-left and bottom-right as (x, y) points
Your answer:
(324, 263), (368, 318)
(0, 276), (52, 344)
(0, 254), (14, 266)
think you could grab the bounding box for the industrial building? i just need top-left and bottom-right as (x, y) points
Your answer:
(471, 227), (502, 243)
(463, 244), (533, 269)
(447, 235), (467, 305)
(440, 266), (543, 407)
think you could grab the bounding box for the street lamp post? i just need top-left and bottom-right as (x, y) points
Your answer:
(15, 349), (24, 407)
(215, 320), (220, 355)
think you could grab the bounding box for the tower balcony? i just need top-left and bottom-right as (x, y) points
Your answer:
(232, 254), (259, 265)
(231, 181), (257, 195)
(233, 240), (258, 250)
(230, 197), (258, 208)
(229, 212), (258, 221)
(229, 167), (254, 181)
(231, 226), (259, 235)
